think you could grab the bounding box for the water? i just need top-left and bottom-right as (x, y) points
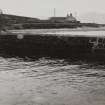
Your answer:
(11, 28), (105, 38)
(0, 57), (105, 105)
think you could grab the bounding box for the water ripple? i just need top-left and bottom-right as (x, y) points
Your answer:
(0, 57), (105, 105)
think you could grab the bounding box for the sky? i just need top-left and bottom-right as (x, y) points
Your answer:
(0, 0), (105, 20)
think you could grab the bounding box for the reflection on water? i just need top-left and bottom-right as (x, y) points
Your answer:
(0, 57), (105, 105)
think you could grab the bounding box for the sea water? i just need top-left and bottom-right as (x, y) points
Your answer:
(0, 57), (105, 105)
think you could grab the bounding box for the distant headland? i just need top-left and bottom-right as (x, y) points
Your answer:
(0, 11), (104, 29)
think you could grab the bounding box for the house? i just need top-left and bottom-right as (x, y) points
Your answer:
(49, 13), (80, 23)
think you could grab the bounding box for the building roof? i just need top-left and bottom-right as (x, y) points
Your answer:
(49, 13), (78, 22)
(66, 13), (77, 21)
(49, 17), (66, 22)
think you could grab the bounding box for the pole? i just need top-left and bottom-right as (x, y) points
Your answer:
(54, 8), (56, 17)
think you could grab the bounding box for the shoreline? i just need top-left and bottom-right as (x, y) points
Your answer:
(9, 26), (105, 33)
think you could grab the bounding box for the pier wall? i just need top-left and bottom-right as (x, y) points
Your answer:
(0, 34), (92, 58)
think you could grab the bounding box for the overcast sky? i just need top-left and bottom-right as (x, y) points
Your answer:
(0, 0), (105, 19)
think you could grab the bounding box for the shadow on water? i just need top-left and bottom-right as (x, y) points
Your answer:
(1, 52), (105, 65)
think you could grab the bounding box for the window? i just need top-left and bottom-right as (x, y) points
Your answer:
(89, 38), (97, 43)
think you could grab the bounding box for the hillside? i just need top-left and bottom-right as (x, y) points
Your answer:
(3, 14), (40, 24)
(0, 14), (104, 29)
